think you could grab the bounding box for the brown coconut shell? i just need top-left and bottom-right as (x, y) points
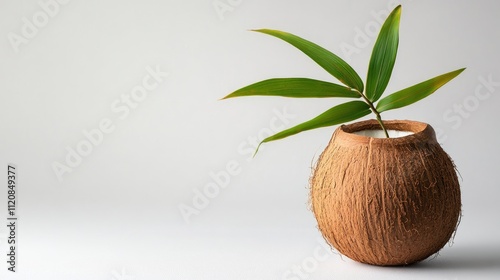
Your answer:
(310, 119), (461, 266)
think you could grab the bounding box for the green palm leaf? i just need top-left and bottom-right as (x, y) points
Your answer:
(376, 68), (466, 112)
(253, 29), (364, 92)
(255, 101), (371, 154)
(222, 5), (466, 148)
(223, 78), (360, 99)
(366, 5), (402, 102)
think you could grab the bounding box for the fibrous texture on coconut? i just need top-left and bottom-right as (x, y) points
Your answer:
(310, 119), (461, 266)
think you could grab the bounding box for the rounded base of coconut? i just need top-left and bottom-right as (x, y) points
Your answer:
(310, 120), (461, 266)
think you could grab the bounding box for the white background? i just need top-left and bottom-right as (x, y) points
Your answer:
(0, 0), (499, 279)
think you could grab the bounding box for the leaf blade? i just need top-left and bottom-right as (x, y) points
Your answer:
(255, 101), (371, 154)
(253, 29), (364, 92)
(366, 5), (402, 102)
(223, 78), (360, 99)
(376, 68), (466, 112)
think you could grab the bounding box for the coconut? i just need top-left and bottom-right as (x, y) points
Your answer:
(310, 119), (461, 266)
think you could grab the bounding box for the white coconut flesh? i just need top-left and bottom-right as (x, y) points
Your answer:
(353, 129), (413, 138)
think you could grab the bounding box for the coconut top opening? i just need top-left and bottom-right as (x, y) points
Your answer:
(338, 120), (435, 145)
(353, 129), (414, 138)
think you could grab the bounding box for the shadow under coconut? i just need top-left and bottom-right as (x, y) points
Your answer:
(401, 244), (500, 272)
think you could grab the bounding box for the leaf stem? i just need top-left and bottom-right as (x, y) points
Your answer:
(354, 90), (390, 138)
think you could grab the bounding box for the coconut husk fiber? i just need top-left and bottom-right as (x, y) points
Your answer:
(310, 119), (461, 266)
